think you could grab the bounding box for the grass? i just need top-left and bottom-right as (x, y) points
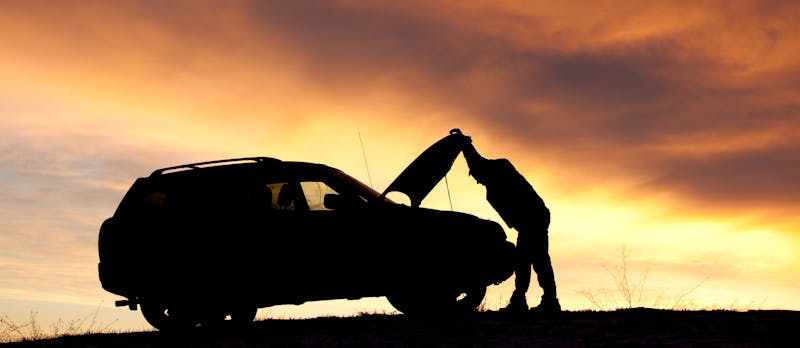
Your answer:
(4, 308), (798, 348)
(0, 308), (120, 344)
(575, 246), (764, 311)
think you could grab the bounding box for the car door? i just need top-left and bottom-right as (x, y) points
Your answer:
(299, 178), (383, 296)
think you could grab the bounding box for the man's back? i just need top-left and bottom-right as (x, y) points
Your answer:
(480, 158), (548, 230)
(462, 142), (547, 230)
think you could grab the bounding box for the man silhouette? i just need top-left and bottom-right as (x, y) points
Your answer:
(456, 130), (560, 314)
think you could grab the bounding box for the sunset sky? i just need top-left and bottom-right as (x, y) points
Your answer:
(1, 1), (798, 331)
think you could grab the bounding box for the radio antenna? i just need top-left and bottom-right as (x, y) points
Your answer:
(359, 132), (374, 187)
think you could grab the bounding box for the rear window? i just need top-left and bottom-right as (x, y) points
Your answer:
(115, 176), (275, 218)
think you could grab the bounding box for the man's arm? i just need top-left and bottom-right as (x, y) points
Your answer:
(462, 142), (486, 168)
(448, 128), (490, 173)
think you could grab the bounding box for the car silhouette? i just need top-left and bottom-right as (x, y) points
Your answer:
(98, 131), (515, 330)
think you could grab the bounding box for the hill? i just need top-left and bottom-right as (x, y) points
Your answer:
(2, 308), (797, 347)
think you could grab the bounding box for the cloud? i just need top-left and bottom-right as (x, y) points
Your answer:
(4, 4), (799, 190)
(0, 123), (202, 302)
(643, 143), (800, 208)
(5, 0), (796, 213)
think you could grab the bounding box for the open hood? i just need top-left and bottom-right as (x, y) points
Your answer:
(381, 129), (463, 207)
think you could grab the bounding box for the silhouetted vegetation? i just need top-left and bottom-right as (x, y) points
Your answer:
(2, 309), (797, 347)
(0, 309), (118, 344)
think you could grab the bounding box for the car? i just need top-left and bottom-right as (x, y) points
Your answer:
(98, 130), (516, 330)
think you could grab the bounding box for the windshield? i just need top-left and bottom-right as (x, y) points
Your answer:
(328, 168), (394, 204)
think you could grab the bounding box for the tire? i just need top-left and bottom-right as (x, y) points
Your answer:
(387, 286), (487, 316)
(229, 306), (258, 326)
(140, 302), (200, 331)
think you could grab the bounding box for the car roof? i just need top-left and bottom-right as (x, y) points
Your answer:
(147, 157), (335, 178)
(148, 157), (280, 176)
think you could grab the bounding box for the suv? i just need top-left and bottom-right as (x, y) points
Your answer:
(98, 131), (515, 330)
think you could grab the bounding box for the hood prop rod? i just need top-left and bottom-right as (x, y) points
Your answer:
(444, 174), (454, 211)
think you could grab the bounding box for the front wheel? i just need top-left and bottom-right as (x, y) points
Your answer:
(387, 286), (486, 316)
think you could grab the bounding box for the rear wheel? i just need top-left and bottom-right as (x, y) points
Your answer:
(140, 302), (200, 331)
(228, 306), (258, 326)
(141, 301), (257, 331)
(387, 286), (486, 316)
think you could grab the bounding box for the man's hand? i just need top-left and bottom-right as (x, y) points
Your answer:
(449, 128), (472, 146)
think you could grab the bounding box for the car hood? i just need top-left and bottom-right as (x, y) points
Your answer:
(381, 130), (463, 207)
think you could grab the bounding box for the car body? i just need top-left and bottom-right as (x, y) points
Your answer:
(98, 131), (515, 330)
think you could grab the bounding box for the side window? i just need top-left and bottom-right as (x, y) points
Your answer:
(228, 184), (273, 212)
(144, 191), (167, 209)
(299, 181), (338, 211)
(265, 180), (342, 212)
(267, 182), (297, 211)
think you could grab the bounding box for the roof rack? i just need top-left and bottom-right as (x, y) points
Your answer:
(150, 157), (279, 176)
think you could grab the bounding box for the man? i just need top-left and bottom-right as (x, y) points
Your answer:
(457, 131), (560, 313)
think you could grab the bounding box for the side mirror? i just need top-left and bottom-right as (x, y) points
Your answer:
(324, 194), (344, 210)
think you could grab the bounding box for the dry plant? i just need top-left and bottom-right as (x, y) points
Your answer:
(0, 307), (119, 343)
(605, 247), (648, 308)
(476, 293), (507, 313)
(579, 246), (708, 311)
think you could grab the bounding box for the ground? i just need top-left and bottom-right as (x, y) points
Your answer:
(2, 308), (797, 347)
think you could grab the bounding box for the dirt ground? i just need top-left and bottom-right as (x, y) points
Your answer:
(3, 308), (797, 347)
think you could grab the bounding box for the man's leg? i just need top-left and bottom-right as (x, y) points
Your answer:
(531, 233), (557, 299)
(512, 232), (532, 300)
(530, 232), (560, 312)
(503, 232), (533, 311)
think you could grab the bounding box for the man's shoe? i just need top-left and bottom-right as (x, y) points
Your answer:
(499, 300), (529, 313)
(530, 297), (561, 314)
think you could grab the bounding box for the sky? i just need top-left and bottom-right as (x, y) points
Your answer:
(1, 0), (799, 332)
